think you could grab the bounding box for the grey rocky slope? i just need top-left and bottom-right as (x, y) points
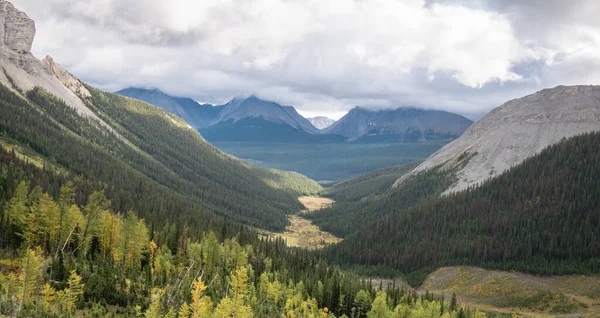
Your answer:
(323, 106), (472, 140)
(394, 85), (600, 193)
(308, 116), (336, 130)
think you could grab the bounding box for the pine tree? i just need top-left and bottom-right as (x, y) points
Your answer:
(367, 291), (392, 318)
(450, 293), (457, 312)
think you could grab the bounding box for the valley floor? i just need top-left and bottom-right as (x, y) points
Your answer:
(420, 266), (600, 317)
(261, 196), (341, 249)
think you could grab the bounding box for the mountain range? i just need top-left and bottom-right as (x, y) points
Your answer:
(323, 106), (474, 141)
(118, 87), (474, 143)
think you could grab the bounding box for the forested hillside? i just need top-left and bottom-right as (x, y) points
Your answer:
(324, 163), (418, 202)
(308, 157), (464, 237)
(0, 80), (321, 231)
(320, 133), (600, 284)
(0, 144), (475, 317)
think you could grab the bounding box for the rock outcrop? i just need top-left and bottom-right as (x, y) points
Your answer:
(394, 85), (600, 193)
(0, 0), (36, 69)
(0, 0), (102, 121)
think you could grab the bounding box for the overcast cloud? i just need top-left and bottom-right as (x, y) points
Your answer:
(13, 0), (600, 119)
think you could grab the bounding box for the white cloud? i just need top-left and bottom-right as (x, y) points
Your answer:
(11, 0), (600, 119)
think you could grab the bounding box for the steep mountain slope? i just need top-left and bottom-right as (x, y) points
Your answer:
(395, 85), (600, 193)
(323, 132), (600, 284)
(0, 1), (321, 231)
(308, 116), (336, 130)
(116, 87), (219, 128)
(323, 107), (473, 141)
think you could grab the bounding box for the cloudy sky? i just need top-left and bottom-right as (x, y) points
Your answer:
(14, 0), (600, 119)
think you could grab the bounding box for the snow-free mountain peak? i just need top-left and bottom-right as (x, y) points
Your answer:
(218, 95), (319, 133)
(323, 106), (473, 141)
(394, 85), (600, 193)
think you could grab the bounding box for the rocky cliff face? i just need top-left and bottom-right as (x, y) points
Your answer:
(0, 0), (37, 72)
(394, 85), (600, 193)
(0, 0), (100, 121)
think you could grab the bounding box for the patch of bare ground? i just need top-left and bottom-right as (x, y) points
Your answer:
(261, 196), (341, 250)
(420, 266), (600, 317)
(298, 196), (334, 212)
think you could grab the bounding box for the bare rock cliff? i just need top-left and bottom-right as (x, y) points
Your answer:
(0, 0), (99, 120)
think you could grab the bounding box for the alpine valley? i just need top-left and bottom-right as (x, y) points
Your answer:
(0, 1), (599, 318)
(117, 88), (473, 181)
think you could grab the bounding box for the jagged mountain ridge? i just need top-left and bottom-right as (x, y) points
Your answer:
(308, 116), (336, 130)
(395, 85), (600, 193)
(322, 106), (473, 141)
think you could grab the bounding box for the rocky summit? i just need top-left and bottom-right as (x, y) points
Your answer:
(395, 85), (600, 193)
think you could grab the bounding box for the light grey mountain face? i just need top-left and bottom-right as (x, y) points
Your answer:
(308, 116), (336, 130)
(323, 107), (473, 140)
(395, 85), (600, 193)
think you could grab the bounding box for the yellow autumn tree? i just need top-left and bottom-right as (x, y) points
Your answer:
(41, 283), (57, 314)
(63, 270), (84, 313)
(58, 204), (84, 253)
(98, 210), (120, 258)
(114, 211), (148, 269)
(81, 191), (111, 255)
(18, 247), (45, 312)
(178, 302), (192, 318)
(2, 180), (28, 233)
(190, 277), (213, 317)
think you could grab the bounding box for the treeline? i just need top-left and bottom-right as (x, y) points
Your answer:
(0, 80), (321, 232)
(321, 133), (600, 285)
(0, 173), (475, 317)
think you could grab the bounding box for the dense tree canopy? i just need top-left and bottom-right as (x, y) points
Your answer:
(319, 133), (600, 284)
